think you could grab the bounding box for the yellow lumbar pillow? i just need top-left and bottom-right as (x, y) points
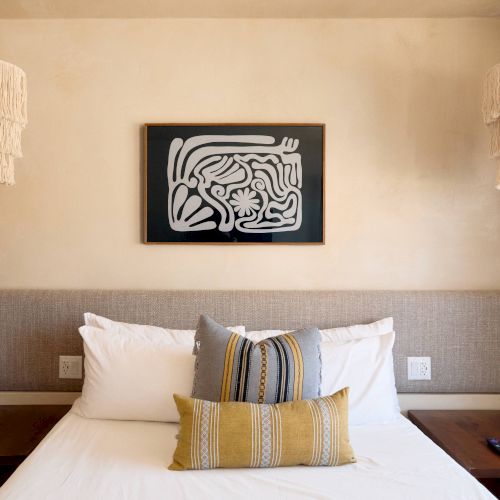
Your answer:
(169, 387), (356, 470)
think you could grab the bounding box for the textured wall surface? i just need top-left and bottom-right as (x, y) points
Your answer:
(0, 19), (499, 289)
(1, 289), (499, 393)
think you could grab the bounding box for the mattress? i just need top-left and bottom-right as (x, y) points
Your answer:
(0, 411), (494, 500)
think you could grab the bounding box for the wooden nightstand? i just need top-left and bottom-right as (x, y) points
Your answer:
(408, 410), (500, 498)
(0, 405), (71, 486)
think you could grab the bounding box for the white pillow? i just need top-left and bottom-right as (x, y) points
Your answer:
(75, 318), (244, 422)
(84, 313), (245, 344)
(73, 326), (194, 422)
(320, 318), (400, 425)
(245, 317), (400, 426)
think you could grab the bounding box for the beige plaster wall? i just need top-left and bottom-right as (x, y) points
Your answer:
(0, 18), (499, 289)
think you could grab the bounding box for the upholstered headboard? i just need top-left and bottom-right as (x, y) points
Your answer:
(0, 290), (499, 393)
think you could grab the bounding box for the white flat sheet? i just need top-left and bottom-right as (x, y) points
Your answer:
(0, 411), (494, 500)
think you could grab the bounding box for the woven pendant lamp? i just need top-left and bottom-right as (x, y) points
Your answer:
(0, 60), (28, 185)
(482, 63), (500, 190)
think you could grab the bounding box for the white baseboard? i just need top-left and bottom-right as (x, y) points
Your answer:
(0, 392), (499, 409)
(397, 393), (500, 412)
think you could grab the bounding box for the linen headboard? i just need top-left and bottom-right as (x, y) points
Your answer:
(0, 290), (499, 393)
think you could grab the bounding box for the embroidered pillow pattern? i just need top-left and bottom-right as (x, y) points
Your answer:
(170, 388), (355, 470)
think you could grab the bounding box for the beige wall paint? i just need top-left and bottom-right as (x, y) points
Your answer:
(0, 18), (499, 290)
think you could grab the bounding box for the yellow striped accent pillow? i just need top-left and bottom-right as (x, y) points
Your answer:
(169, 387), (356, 470)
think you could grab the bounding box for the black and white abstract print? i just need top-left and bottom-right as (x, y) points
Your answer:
(145, 125), (324, 243)
(168, 135), (302, 233)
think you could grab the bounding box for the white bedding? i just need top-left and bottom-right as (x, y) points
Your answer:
(0, 411), (494, 500)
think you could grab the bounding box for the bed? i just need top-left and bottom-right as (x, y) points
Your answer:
(0, 409), (494, 499)
(0, 290), (499, 499)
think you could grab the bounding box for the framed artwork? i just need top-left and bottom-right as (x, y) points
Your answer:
(144, 123), (324, 244)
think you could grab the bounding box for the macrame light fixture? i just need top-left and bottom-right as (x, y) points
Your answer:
(482, 63), (500, 190)
(0, 60), (28, 185)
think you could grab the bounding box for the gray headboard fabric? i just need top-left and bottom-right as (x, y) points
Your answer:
(1, 290), (499, 393)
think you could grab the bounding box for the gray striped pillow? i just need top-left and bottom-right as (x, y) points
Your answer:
(192, 314), (321, 404)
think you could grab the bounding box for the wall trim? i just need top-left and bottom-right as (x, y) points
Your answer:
(397, 393), (500, 412)
(0, 392), (499, 410)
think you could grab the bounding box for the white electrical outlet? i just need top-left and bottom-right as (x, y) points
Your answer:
(59, 355), (82, 379)
(407, 357), (431, 380)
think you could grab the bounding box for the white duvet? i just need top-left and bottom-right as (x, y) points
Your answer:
(0, 411), (494, 500)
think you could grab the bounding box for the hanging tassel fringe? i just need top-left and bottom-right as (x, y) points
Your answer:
(0, 118), (24, 157)
(482, 63), (500, 190)
(0, 152), (15, 185)
(483, 64), (500, 126)
(0, 60), (28, 186)
(0, 60), (27, 124)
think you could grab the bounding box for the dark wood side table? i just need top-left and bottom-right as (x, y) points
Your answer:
(0, 405), (71, 486)
(408, 410), (500, 498)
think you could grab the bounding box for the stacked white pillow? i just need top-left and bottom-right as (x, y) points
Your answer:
(245, 317), (400, 425)
(83, 313), (205, 346)
(75, 313), (399, 426)
(72, 314), (244, 423)
(320, 318), (400, 425)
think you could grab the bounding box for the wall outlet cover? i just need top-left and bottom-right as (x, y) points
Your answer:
(407, 356), (432, 380)
(59, 355), (83, 379)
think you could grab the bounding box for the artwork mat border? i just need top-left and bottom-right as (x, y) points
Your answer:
(143, 123), (325, 245)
